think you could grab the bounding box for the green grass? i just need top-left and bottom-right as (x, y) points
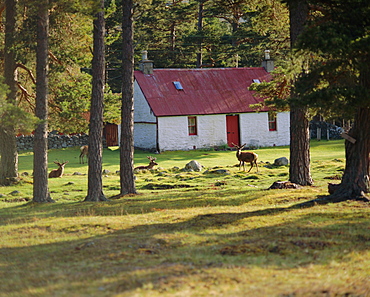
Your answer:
(1, 140), (369, 297)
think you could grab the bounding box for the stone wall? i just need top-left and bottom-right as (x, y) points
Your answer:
(309, 121), (344, 140)
(16, 133), (89, 151)
(240, 111), (290, 148)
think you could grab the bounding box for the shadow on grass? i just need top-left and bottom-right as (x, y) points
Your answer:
(1, 195), (369, 295)
(0, 186), (266, 225)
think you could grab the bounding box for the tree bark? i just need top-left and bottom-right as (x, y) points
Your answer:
(324, 49), (370, 201)
(289, 106), (313, 185)
(120, 0), (137, 195)
(0, 0), (18, 186)
(33, 0), (54, 203)
(196, 1), (204, 68)
(327, 114), (370, 201)
(288, 0), (313, 186)
(84, 0), (108, 202)
(288, 0), (308, 47)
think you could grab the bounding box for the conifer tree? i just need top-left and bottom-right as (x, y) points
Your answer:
(0, 0), (18, 186)
(120, 0), (137, 195)
(33, 0), (54, 202)
(287, 0), (313, 186)
(295, 0), (370, 201)
(84, 0), (108, 202)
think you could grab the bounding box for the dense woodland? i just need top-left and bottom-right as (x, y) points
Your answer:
(0, 0), (369, 202)
(0, 0), (290, 133)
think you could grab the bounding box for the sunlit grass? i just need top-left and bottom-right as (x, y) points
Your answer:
(0, 140), (369, 297)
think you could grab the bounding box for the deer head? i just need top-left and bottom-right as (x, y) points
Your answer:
(48, 161), (69, 178)
(134, 156), (158, 170)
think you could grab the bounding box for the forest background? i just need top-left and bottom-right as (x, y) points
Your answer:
(0, 0), (369, 201)
(0, 0), (291, 134)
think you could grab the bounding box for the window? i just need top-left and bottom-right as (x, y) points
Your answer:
(173, 81), (183, 90)
(268, 112), (277, 131)
(188, 116), (197, 135)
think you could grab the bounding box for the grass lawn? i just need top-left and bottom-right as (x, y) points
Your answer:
(0, 140), (369, 297)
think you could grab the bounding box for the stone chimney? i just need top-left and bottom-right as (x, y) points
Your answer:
(139, 50), (153, 75)
(261, 50), (274, 72)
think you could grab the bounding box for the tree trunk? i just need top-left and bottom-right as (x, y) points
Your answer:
(341, 108), (370, 193)
(288, 0), (308, 47)
(84, 0), (108, 202)
(0, 0), (18, 186)
(328, 114), (370, 201)
(288, 0), (312, 186)
(289, 106), (313, 185)
(196, 1), (204, 68)
(325, 51), (370, 201)
(120, 0), (137, 195)
(33, 0), (54, 203)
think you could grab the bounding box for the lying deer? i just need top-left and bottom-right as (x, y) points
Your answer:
(232, 143), (258, 172)
(79, 145), (88, 164)
(49, 161), (69, 178)
(134, 156), (158, 170)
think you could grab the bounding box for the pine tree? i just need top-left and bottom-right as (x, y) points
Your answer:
(287, 0), (313, 186)
(33, 0), (54, 203)
(0, 0), (18, 186)
(84, 0), (108, 202)
(295, 0), (370, 201)
(120, 0), (137, 195)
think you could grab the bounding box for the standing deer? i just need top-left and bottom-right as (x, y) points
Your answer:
(134, 156), (158, 170)
(79, 145), (88, 164)
(49, 161), (69, 178)
(232, 143), (258, 172)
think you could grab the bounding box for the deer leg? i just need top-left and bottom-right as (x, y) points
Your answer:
(255, 161), (258, 172)
(247, 162), (253, 173)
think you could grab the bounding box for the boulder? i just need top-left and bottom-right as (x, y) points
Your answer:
(185, 160), (203, 172)
(268, 181), (301, 190)
(274, 157), (289, 166)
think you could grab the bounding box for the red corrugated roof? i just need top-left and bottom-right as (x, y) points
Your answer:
(134, 67), (271, 117)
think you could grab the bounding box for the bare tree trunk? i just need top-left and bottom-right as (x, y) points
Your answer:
(288, 0), (313, 186)
(289, 106), (313, 185)
(33, 0), (53, 203)
(328, 64), (370, 201)
(196, 1), (204, 68)
(0, 0), (18, 186)
(120, 0), (137, 195)
(84, 0), (108, 202)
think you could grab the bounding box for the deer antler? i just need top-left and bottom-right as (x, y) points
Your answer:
(232, 143), (246, 148)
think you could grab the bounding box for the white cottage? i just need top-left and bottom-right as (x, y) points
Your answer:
(128, 53), (290, 152)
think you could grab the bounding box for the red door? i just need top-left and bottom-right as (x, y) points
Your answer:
(103, 123), (118, 146)
(226, 115), (240, 147)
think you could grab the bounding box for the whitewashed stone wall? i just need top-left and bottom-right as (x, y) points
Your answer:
(134, 123), (157, 150)
(157, 114), (227, 151)
(131, 79), (290, 151)
(129, 80), (158, 150)
(239, 112), (290, 147)
(134, 80), (156, 123)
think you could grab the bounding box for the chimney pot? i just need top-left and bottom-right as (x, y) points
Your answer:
(264, 50), (270, 60)
(139, 50), (153, 75)
(262, 50), (274, 72)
